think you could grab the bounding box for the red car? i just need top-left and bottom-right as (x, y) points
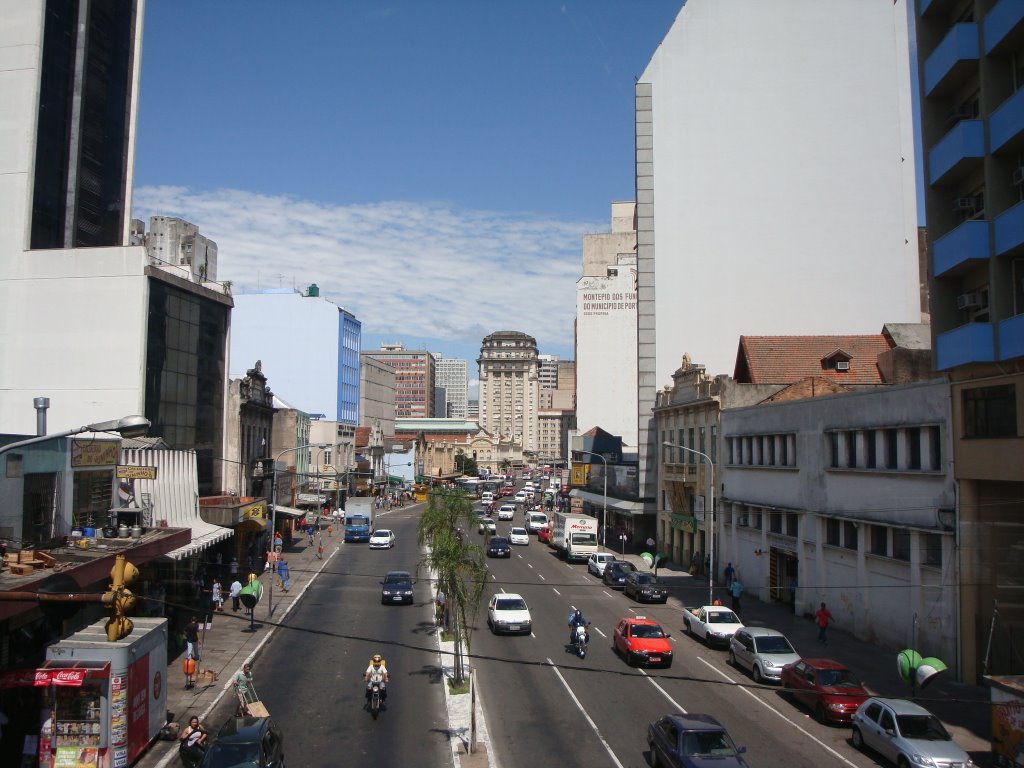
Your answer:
(613, 616), (673, 668)
(501, 487), (515, 496)
(537, 525), (551, 544)
(780, 658), (870, 724)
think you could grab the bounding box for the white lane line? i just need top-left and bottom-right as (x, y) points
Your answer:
(528, 563), (534, 569)
(592, 626), (607, 639)
(552, 588), (562, 596)
(547, 659), (626, 768)
(602, 590), (615, 598)
(695, 656), (859, 767)
(539, 574), (546, 581)
(640, 669), (687, 711)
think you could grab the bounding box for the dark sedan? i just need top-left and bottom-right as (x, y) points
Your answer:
(486, 537), (512, 558)
(200, 716), (285, 768)
(623, 571), (669, 603)
(380, 571), (415, 604)
(647, 713), (748, 768)
(603, 560), (638, 589)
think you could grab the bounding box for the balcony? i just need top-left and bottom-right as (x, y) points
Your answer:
(990, 87), (1024, 153)
(994, 200), (1024, 256)
(928, 120), (984, 184)
(999, 313), (1024, 361)
(935, 323), (996, 370)
(924, 23), (979, 97)
(984, 0), (1024, 55)
(933, 220), (991, 277)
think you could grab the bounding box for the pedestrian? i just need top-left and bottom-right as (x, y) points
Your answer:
(316, 534), (324, 560)
(789, 576), (798, 614)
(211, 578), (223, 612)
(307, 524), (315, 546)
(265, 548), (277, 575)
(277, 555), (290, 592)
(232, 663), (256, 716)
(178, 715), (208, 768)
(729, 577), (743, 613)
(229, 557), (239, 577)
(435, 589), (447, 629)
(724, 562), (735, 587)
(815, 602), (834, 644)
(184, 617), (200, 689)
(274, 531), (283, 550)
(229, 577), (242, 611)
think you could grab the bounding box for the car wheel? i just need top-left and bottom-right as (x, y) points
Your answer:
(684, 620), (692, 636)
(753, 666), (764, 684)
(663, 659), (672, 669)
(851, 726), (864, 750)
(729, 650), (737, 666)
(650, 746), (662, 768)
(897, 758), (911, 768)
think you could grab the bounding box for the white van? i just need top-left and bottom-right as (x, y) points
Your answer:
(528, 512), (549, 533)
(480, 491), (494, 505)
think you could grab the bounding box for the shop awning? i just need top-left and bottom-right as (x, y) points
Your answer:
(569, 489), (651, 515)
(0, 660), (110, 688)
(272, 505), (306, 518)
(161, 518), (234, 561)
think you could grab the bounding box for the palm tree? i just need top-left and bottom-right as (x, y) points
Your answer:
(455, 448), (466, 476)
(417, 489), (487, 685)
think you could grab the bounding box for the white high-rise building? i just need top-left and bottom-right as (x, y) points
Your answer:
(478, 332), (539, 454)
(634, 0), (920, 494)
(435, 356), (469, 419)
(538, 355), (560, 389)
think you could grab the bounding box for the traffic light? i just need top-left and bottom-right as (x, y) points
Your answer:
(103, 554), (138, 641)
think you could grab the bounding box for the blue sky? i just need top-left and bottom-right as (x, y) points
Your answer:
(131, 1), (684, 373)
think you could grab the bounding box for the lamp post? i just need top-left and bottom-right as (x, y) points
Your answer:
(573, 449), (608, 550)
(663, 441), (716, 606)
(269, 443), (326, 617)
(0, 414), (151, 458)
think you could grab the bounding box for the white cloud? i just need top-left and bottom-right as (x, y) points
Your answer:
(133, 186), (595, 355)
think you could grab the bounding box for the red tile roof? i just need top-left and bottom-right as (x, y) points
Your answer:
(734, 334), (892, 385)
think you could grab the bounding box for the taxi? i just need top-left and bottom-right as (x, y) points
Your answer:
(613, 616), (673, 668)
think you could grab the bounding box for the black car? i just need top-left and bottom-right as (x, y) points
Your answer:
(200, 716), (285, 768)
(603, 560), (638, 589)
(647, 713), (748, 768)
(623, 571), (669, 603)
(380, 570), (415, 604)
(487, 537), (512, 558)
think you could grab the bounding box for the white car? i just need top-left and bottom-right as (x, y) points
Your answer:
(497, 504), (516, 520)
(509, 527), (530, 545)
(514, 491), (527, 503)
(587, 552), (617, 577)
(368, 529), (395, 549)
(487, 593), (532, 635)
(527, 512), (548, 533)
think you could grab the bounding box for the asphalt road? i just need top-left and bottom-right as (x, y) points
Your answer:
(472, 504), (889, 768)
(243, 503), (451, 768)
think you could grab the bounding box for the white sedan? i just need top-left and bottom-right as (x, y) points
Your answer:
(497, 504), (516, 520)
(487, 593), (532, 635)
(509, 527), (530, 545)
(514, 491), (527, 503)
(587, 551), (617, 577)
(368, 529), (396, 549)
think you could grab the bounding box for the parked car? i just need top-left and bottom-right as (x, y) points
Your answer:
(477, 517), (497, 535)
(647, 713), (748, 768)
(623, 571), (669, 603)
(728, 627), (799, 684)
(613, 615), (673, 668)
(852, 697), (972, 767)
(509, 527), (530, 545)
(537, 525), (552, 544)
(368, 529), (395, 549)
(487, 593), (532, 635)
(603, 560), (638, 589)
(587, 552), (617, 578)
(486, 537), (512, 558)
(380, 571), (414, 605)
(200, 716), (285, 768)
(780, 659), (871, 724)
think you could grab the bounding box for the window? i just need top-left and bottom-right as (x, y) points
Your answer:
(885, 429), (899, 469)
(870, 526), (888, 556)
(787, 513), (799, 537)
(843, 521), (858, 550)
(770, 512), (783, 534)
(923, 534), (943, 567)
(826, 519), (841, 546)
(829, 433), (840, 468)
(930, 426), (942, 471)
(908, 427), (921, 470)
(865, 430), (877, 468)
(846, 432), (857, 468)
(688, 428), (695, 461)
(710, 426), (718, 463)
(963, 385), (1018, 438)
(893, 528), (911, 561)
(699, 426), (705, 458)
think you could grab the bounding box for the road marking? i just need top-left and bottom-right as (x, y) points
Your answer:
(538, 574), (546, 580)
(602, 590), (615, 598)
(695, 656), (860, 767)
(547, 659), (626, 768)
(640, 669), (687, 711)
(592, 626), (607, 638)
(552, 588), (561, 596)
(528, 563), (534, 569)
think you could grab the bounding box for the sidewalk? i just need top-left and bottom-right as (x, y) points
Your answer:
(615, 553), (992, 763)
(138, 532), (339, 768)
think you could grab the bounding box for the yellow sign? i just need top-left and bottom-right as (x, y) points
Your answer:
(570, 462), (590, 486)
(116, 465), (157, 480)
(242, 501), (266, 520)
(71, 439), (119, 467)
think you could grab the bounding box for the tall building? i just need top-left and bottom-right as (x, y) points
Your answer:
(360, 354), (396, 438)
(538, 355), (560, 389)
(577, 202), (638, 447)
(914, 0), (1024, 683)
(478, 331), (540, 454)
(363, 344), (436, 418)
(435, 356), (469, 418)
(230, 286), (362, 427)
(634, 0), (921, 503)
(0, 0), (232, 495)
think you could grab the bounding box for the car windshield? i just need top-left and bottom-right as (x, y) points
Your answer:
(708, 611), (740, 624)
(372, 531), (391, 538)
(384, 573), (410, 584)
(630, 624), (665, 639)
(205, 741), (260, 767)
(490, 538), (509, 546)
(571, 533), (597, 545)
(496, 599), (527, 611)
(680, 731), (738, 757)
(818, 668), (861, 687)
(635, 574), (660, 585)
(755, 636), (795, 653)
(897, 715), (951, 741)
(511, 528), (527, 535)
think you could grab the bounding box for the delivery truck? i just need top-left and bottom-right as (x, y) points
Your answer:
(343, 497), (375, 542)
(551, 512), (599, 562)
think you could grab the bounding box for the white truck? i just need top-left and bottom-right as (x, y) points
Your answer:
(550, 512), (599, 562)
(681, 605), (745, 647)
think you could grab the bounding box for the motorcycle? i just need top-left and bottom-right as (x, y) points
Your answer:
(368, 681), (385, 719)
(572, 623), (590, 659)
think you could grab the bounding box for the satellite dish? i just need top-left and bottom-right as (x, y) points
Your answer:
(897, 649), (947, 689)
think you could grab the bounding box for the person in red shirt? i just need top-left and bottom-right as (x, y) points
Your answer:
(815, 602), (834, 645)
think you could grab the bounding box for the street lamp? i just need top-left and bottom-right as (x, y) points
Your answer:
(268, 443), (327, 617)
(0, 414), (151, 458)
(664, 441), (716, 606)
(573, 449), (608, 550)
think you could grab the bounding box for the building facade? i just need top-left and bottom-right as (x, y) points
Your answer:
(477, 332), (540, 455)
(359, 353), (396, 439)
(435, 356), (469, 418)
(363, 344), (436, 419)
(914, 0), (1024, 682)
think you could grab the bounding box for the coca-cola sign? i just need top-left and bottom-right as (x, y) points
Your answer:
(49, 669), (87, 686)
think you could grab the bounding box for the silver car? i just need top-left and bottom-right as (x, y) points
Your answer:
(587, 552), (617, 577)
(729, 627), (800, 684)
(852, 697), (974, 767)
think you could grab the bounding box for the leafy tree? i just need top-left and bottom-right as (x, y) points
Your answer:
(500, 458), (512, 474)
(417, 489), (487, 684)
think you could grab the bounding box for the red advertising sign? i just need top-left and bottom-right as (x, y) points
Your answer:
(126, 652), (150, 763)
(0, 663), (110, 689)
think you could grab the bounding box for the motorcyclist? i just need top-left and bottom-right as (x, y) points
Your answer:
(568, 608), (590, 646)
(364, 654), (389, 705)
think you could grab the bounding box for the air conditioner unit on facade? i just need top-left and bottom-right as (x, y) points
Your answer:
(1013, 167), (1024, 186)
(835, 361), (850, 371)
(957, 292), (982, 310)
(955, 197), (977, 211)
